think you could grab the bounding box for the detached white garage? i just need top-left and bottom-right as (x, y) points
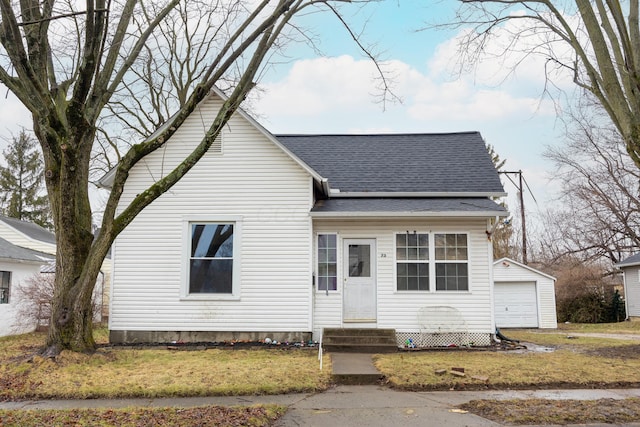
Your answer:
(493, 258), (557, 329)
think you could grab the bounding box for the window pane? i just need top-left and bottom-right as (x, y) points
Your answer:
(0, 271), (9, 304)
(418, 233), (429, 247)
(189, 259), (233, 293)
(397, 263), (407, 276)
(418, 247), (429, 260)
(397, 275), (408, 291)
(396, 247), (406, 261)
(435, 247), (445, 260)
(396, 233), (407, 246)
(407, 233), (418, 246)
(317, 234), (337, 292)
(191, 224), (233, 258)
(407, 277), (418, 290)
(457, 247), (468, 260)
(349, 244), (370, 277)
(407, 247), (418, 260)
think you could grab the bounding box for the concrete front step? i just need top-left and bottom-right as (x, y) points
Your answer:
(331, 353), (384, 385)
(323, 328), (398, 354)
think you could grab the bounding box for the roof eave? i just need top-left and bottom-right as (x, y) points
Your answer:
(329, 191), (507, 198)
(310, 210), (509, 218)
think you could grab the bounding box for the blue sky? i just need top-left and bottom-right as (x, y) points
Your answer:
(0, 1), (573, 218)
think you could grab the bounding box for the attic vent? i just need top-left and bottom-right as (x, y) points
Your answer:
(211, 130), (223, 154)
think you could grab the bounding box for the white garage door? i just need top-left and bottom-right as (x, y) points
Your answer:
(494, 281), (538, 328)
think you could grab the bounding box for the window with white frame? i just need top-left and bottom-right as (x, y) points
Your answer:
(395, 232), (469, 292)
(0, 271), (10, 304)
(435, 233), (468, 291)
(189, 223), (234, 294)
(396, 233), (429, 291)
(317, 234), (337, 291)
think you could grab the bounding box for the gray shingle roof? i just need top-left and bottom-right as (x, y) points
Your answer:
(311, 198), (507, 215)
(618, 253), (640, 268)
(277, 132), (505, 194)
(0, 237), (53, 263)
(0, 215), (55, 245)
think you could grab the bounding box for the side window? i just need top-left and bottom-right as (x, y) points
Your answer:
(189, 223), (234, 294)
(396, 233), (429, 291)
(317, 234), (337, 291)
(0, 271), (10, 304)
(435, 233), (468, 291)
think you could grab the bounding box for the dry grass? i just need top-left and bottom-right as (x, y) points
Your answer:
(0, 404), (286, 427)
(375, 323), (640, 390)
(0, 331), (331, 401)
(460, 398), (640, 425)
(375, 349), (640, 390)
(557, 321), (640, 334)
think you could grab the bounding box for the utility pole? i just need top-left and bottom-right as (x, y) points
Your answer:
(499, 170), (528, 265)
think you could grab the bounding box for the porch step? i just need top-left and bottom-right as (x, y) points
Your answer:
(322, 328), (398, 353)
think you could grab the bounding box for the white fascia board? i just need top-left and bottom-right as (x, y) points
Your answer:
(330, 191), (508, 198)
(616, 261), (640, 269)
(493, 257), (556, 281)
(310, 210), (509, 218)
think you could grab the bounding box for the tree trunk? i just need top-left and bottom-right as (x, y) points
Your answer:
(39, 118), (102, 354)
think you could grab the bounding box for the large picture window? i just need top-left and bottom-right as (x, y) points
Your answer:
(189, 223), (234, 294)
(0, 271), (9, 304)
(317, 234), (337, 291)
(435, 233), (469, 291)
(396, 233), (429, 291)
(395, 233), (469, 292)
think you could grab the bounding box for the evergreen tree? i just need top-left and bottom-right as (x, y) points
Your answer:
(0, 131), (51, 229)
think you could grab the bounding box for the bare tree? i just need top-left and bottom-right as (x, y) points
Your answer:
(0, 0), (385, 355)
(12, 272), (101, 334)
(443, 1), (640, 169)
(543, 101), (640, 264)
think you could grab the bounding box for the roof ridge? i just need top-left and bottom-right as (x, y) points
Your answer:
(275, 131), (480, 137)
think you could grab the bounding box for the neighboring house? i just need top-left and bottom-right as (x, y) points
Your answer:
(102, 89), (509, 347)
(0, 215), (110, 322)
(0, 237), (53, 336)
(493, 258), (557, 329)
(616, 253), (640, 319)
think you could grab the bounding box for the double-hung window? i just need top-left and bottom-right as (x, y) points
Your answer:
(0, 271), (10, 304)
(395, 233), (469, 292)
(189, 223), (234, 295)
(317, 234), (337, 291)
(396, 233), (429, 291)
(435, 233), (469, 291)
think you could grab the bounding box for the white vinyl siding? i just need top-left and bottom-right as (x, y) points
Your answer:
(624, 267), (640, 317)
(0, 222), (55, 255)
(492, 259), (557, 329)
(312, 218), (493, 338)
(110, 94), (313, 333)
(0, 261), (44, 337)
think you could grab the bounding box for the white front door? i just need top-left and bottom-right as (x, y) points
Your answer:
(343, 239), (376, 322)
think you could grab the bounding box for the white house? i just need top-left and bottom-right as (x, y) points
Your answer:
(616, 254), (640, 319)
(0, 215), (110, 322)
(0, 237), (53, 336)
(103, 89), (509, 347)
(493, 258), (557, 329)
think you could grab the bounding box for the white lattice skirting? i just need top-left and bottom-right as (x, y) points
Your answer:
(396, 331), (492, 348)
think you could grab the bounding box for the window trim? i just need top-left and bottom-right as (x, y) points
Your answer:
(394, 231), (470, 293)
(181, 217), (242, 300)
(316, 233), (338, 293)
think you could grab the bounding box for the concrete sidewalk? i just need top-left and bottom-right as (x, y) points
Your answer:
(4, 386), (640, 426)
